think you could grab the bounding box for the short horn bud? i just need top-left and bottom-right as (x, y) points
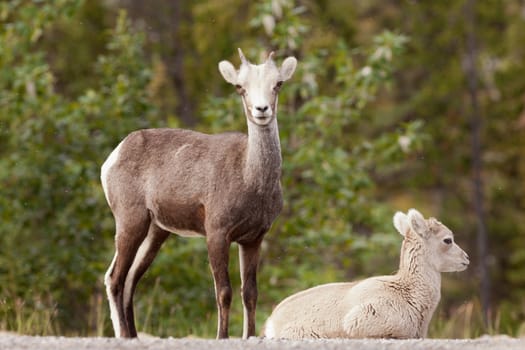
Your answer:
(238, 48), (248, 65)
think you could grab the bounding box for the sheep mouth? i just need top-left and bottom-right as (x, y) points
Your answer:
(457, 263), (469, 271)
(251, 115), (273, 125)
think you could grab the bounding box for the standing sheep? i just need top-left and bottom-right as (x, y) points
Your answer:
(101, 49), (297, 339)
(263, 209), (469, 339)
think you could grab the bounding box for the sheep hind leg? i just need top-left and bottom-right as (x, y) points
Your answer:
(122, 223), (170, 337)
(105, 213), (150, 338)
(104, 252), (121, 337)
(206, 235), (232, 339)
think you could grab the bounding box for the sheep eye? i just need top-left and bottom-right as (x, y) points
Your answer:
(235, 85), (245, 95)
(443, 238), (452, 244)
(274, 81), (283, 91)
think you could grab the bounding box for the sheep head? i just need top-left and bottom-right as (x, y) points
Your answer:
(393, 209), (470, 273)
(218, 48), (297, 126)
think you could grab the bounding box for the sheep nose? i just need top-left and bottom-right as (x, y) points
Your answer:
(255, 105), (269, 112)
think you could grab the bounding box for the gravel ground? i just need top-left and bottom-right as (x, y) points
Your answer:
(1, 335), (524, 350)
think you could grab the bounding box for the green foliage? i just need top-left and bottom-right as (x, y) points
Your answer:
(1, 0), (524, 339)
(379, 0), (525, 317)
(201, 1), (424, 336)
(429, 298), (525, 338)
(0, 1), (157, 334)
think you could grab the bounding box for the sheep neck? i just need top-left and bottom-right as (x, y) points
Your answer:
(396, 236), (442, 320)
(244, 117), (282, 189)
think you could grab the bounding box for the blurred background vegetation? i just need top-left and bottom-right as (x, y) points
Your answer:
(1, 0), (524, 338)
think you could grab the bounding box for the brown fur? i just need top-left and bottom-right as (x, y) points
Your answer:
(102, 50), (296, 339)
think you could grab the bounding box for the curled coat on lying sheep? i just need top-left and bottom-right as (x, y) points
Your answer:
(263, 209), (470, 339)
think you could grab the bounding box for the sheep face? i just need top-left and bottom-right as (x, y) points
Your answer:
(218, 49), (297, 126)
(395, 209), (470, 273)
(425, 218), (470, 273)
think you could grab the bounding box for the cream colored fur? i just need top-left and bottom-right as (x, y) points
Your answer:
(263, 209), (470, 339)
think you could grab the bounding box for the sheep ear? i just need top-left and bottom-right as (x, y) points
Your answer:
(218, 60), (238, 85)
(280, 56), (297, 81)
(393, 212), (409, 237)
(408, 208), (429, 238)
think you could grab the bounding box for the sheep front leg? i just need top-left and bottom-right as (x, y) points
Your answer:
(239, 239), (262, 338)
(343, 303), (386, 338)
(207, 236), (232, 339)
(343, 302), (412, 339)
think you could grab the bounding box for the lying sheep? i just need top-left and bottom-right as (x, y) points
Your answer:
(263, 209), (469, 339)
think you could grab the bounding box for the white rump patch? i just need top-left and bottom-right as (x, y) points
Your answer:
(101, 141), (123, 206)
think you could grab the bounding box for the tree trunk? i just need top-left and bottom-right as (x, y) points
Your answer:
(464, 0), (491, 329)
(121, 0), (197, 126)
(170, 1), (196, 126)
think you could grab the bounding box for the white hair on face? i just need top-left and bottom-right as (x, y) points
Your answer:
(237, 64), (249, 84)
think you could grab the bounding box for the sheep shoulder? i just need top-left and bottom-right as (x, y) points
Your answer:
(341, 276), (430, 338)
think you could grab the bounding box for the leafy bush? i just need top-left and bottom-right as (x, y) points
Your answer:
(3, 0), (489, 339)
(0, 1), (157, 334)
